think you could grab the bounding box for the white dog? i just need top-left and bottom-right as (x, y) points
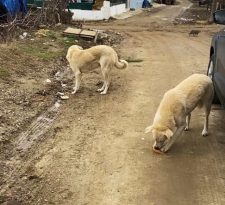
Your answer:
(145, 74), (214, 153)
(66, 45), (128, 95)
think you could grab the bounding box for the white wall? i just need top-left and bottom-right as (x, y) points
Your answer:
(72, 10), (104, 20)
(71, 1), (127, 21)
(110, 3), (126, 17)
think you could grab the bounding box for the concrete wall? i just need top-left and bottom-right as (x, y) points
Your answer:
(71, 1), (127, 21)
(110, 3), (126, 17)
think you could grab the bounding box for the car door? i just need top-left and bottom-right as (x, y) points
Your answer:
(214, 30), (225, 105)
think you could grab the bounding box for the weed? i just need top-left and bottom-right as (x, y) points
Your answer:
(0, 67), (10, 79)
(21, 44), (63, 60)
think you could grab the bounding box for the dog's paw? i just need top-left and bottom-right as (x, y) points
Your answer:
(160, 147), (167, 153)
(71, 90), (77, 94)
(202, 130), (208, 137)
(184, 127), (189, 131)
(97, 88), (103, 92)
(100, 91), (107, 95)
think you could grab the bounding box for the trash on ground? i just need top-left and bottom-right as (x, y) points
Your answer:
(35, 29), (50, 37)
(60, 95), (69, 100)
(63, 27), (99, 43)
(57, 92), (65, 96)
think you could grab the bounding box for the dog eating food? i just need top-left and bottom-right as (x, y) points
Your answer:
(145, 74), (214, 153)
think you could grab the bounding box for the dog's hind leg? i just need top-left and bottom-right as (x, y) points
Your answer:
(184, 114), (191, 131)
(72, 71), (82, 94)
(100, 69), (110, 95)
(99, 58), (112, 95)
(201, 103), (211, 136)
(201, 87), (213, 136)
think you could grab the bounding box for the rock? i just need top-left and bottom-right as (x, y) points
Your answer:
(23, 32), (28, 38)
(46, 79), (51, 83)
(19, 35), (24, 40)
(56, 23), (62, 27)
(39, 24), (47, 29)
(61, 83), (67, 88)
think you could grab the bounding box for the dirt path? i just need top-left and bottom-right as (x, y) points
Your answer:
(9, 2), (225, 205)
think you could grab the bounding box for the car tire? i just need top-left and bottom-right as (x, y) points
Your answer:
(207, 54), (220, 104)
(165, 0), (171, 4)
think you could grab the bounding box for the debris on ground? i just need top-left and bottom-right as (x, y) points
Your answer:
(175, 17), (195, 24)
(0, 19), (125, 205)
(63, 27), (99, 42)
(174, 1), (211, 24)
(45, 79), (52, 83)
(60, 95), (69, 100)
(63, 27), (124, 45)
(35, 29), (50, 37)
(56, 92), (65, 96)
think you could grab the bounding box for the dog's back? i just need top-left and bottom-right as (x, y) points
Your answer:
(159, 74), (213, 117)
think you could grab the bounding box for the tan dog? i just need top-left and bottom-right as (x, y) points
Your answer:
(66, 45), (128, 95)
(145, 74), (214, 153)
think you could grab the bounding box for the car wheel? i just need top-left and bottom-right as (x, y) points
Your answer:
(165, 0), (171, 4)
(207, 54), (220, 104)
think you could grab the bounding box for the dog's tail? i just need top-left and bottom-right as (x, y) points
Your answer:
(115, 59), (128, 70)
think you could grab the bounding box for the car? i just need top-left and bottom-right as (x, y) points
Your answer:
(155, 0), (175, 5)
(207, 9), (225, 108)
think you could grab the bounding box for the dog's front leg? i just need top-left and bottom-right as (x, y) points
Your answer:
(72, 71), (81, 94)
(100, 69), (110, 95)
(161, 126), (185, 152)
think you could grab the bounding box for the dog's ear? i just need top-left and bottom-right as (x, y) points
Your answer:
(145, 125), (153, 133)
(163, 129), (173, 139)
(78, 45), (83, 50)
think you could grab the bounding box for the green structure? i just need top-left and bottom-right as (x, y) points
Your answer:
(27, 0), (93, 10)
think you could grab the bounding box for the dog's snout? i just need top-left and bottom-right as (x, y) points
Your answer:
(154, 145), (161, 150)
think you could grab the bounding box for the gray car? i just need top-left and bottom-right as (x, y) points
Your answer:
(207, 9), (225, 107)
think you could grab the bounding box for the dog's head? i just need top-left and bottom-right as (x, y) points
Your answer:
(145, 125), (173, 152)
(66, 45), (83, 62)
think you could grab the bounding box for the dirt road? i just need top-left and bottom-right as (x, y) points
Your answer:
(4, 1), (225, 205)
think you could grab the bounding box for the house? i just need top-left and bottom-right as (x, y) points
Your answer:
(26, 0), (129, 21)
